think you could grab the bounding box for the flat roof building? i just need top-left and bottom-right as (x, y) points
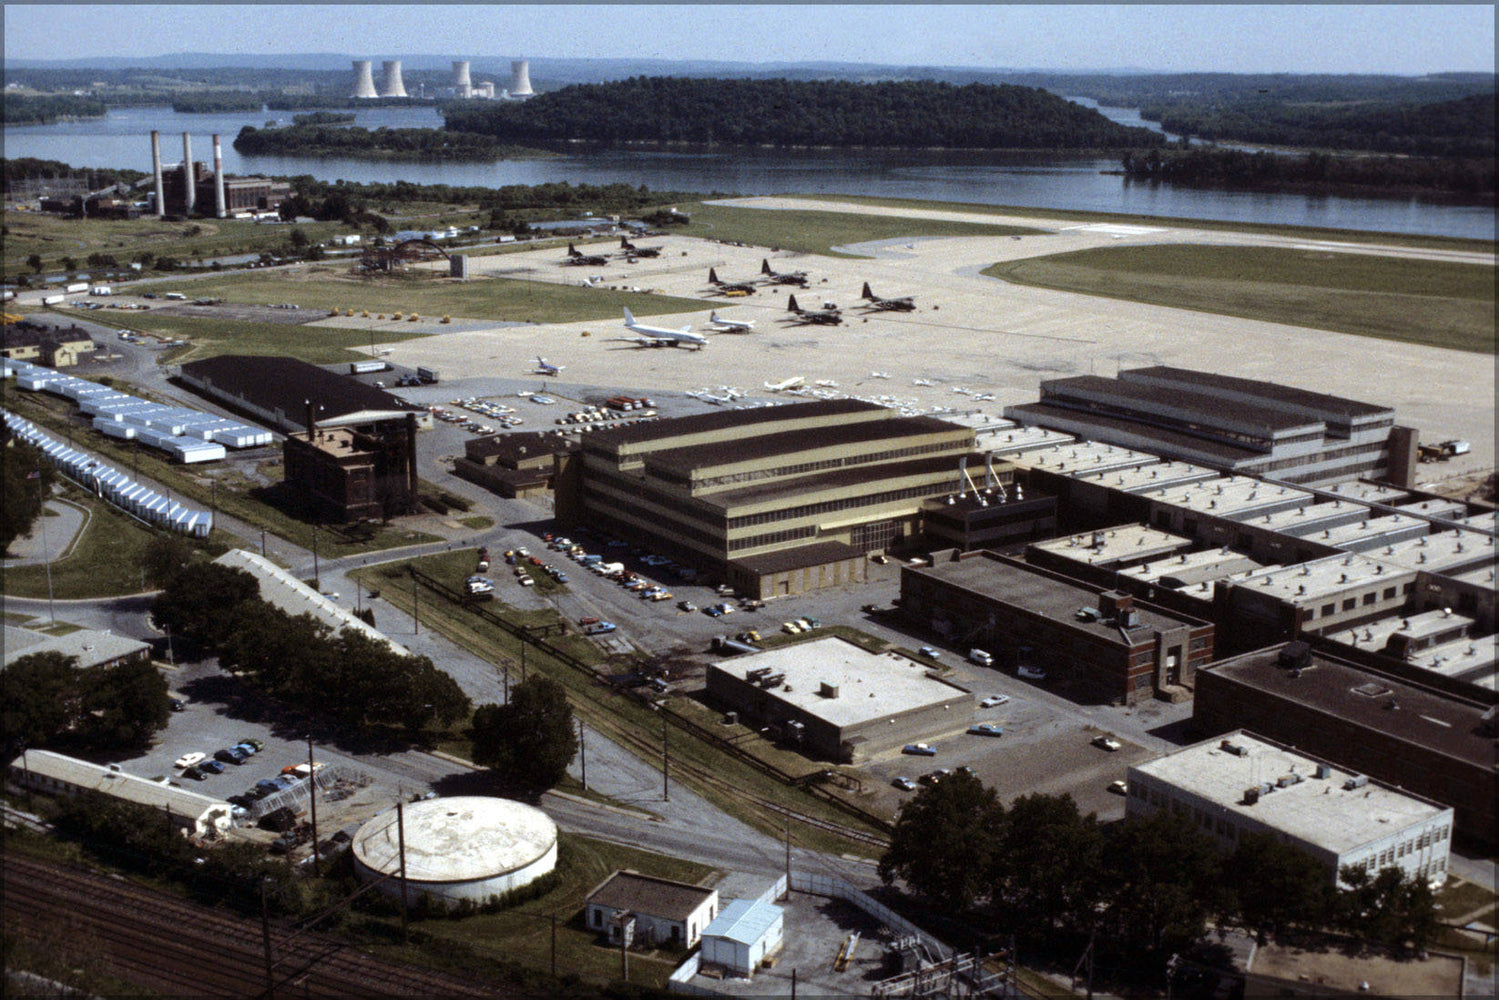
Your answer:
(1126, 730), (1453, 887)
(1327, 610), (1497, 691)
(585, 871), (719, 950)
(9, 749), (232, 838)
(558, 400), (984, 596)
(213, 549), (409, 654)
(1214, 551), (1418, 652)
(902, 550), (1214, 704)
(1027, 524), (1195, 572)
(1193, 644), (1498, 847)
(704, 635), (973, 762)
(2, 626), (151, 671)
(1004, 367), (1412, 487)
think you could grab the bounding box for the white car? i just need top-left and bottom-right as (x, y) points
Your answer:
(1092, 736), (1123, 752)
(979, 695), (1010, 708)
(174, 751), (206, 769)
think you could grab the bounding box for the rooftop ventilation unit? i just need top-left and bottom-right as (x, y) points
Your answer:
(1343, 774), (1369, 791)
(1219, 739), (1248, 757)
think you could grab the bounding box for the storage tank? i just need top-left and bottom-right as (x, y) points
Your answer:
(351, 796), (558, 908)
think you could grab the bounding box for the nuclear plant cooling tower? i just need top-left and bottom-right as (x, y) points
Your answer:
(452, 60), (473, 98)
(379, 61), (407, 98)
(508, 60), (534, 99)
(350, 60), (378, 99)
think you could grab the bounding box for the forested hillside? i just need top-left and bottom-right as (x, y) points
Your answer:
(232, 123), (536, 160)
(1, 93), (106, 125)
(444, 76), (1167, 149)
(1120, 148), (1494, 200)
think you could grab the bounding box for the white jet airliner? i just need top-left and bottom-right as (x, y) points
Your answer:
(616, 308), (708, 349)
(708, 310), (755, 332)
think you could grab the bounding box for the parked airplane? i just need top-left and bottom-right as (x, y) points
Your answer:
(615, 308), (709, 349)
(708, 310), (755, 332)
(531, 357), (564, 376)
(564, 242), (610, 266)
(707, 267), (757, 295)
(859, 282), (916, 311)
(759, 258), (809, 287)
(785, 294), (842, 326)
(763, 376), (806, 392)
(618, 235), (661, 258)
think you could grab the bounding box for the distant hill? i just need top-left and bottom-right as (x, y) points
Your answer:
(443, 76), (1166, 150)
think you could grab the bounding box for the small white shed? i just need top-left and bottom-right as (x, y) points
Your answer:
(699, 897), (785, 977)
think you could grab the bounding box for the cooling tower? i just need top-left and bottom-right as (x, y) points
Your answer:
(351, 60), (378, 99)
(508, 59), (533, 98)
(379, 60), (407, 98)
(452, 60), (473, 98)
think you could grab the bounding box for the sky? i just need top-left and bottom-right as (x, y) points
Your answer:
(3, 3), (1494, 75)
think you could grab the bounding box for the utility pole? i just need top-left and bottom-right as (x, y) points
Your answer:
(579, 720), (586, 792)
(164, 624), (174, 666)
(32, 475), (55, 625)
(784, 826), (792, 891)
(306, 733), (320, 876)
(260, 527), (267, 557)
(397, 799), (409, 944)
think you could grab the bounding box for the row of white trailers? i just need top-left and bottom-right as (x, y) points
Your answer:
(3, 358), (272, 463)
(3, 410), (214, 538)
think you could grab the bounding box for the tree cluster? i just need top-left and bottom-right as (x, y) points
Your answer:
(3, 651), (171, 762)
(170, 94), (264, 113)
(292, 112), (357, 126)
(879, 776), (1440, 978)
(150, 563), (470, 735)
(2, 439), (55, 555)
(1121, 148), (1495, 200)
(1, 93), (107, 125)
(468, 676), (578, 799)
(2, 157), (147, 196)
(443, 76), (1167, 150)
(233, 123), (528, 161)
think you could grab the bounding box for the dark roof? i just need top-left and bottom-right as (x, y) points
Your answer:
(910, 551), (1208, 645)
(465, 431), (576, 465)
(3, 322), (92, 349)
(1202, 647), (1497, 767)
(704, 452), (975, 510)
(180, 355), (421, 423)
(1041, 375), (1319, 434)
(588, 398), (886, 449)
(1006, 403), (1259, 463)
(731, 540), (863, 575)
(1120, 367), (1391, 420)
(647, 414), (966, 476)
(588, 871), (714, 921)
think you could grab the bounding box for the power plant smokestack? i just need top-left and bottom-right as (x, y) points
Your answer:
(181, 133), (195, 216)
(452, 60), (472, 98)
(350, 59), (378, 99)
(379, 60), (407, 98)
(150, 130), (166, 218)
(508, 59), (534, 99)
(212, 134), (226, 219)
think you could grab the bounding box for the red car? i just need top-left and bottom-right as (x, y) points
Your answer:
(578, 616), (600, 626)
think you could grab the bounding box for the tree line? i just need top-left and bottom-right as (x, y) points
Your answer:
(880, 773), (1439, 985)
(3, 651), (171, 764)
(233, 123), (534, 161)
(443, 76), (1168, 150)
(150, 558), (470, 737)
(1121, 148), (1495, 200)
(1, 93), (107, 125)
(2, 157), (146, 194)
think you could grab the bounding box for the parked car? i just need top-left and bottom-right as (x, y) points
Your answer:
(678, 600), (697, 612)
(233, 741), (259, 757)
(979, 695), (1010, 708)
(703, 606), (723, 618)
(585, 622), (618, 635)
(1108, 780), (1128, 795)
(782, 621), (801, 634)
(255, 778), (282, 795)
(919, 768), (952, 786)
(968, 723), (1004, 737)
(1092, 735), (1122, 752)
(215, 747), (249, 765)
(198, 759), (225, 775)
(238, 738), (265, 752)
(1017, 664), (1047, 680)
(181, 766), (207, 781)
(891, 776), (917, 791)
(918, 646), (941, 659)
(902, 743), (937, 756)
(169, 698), (186, 712)
(578, 616), (600, 626)
(174, 751), (206, 770)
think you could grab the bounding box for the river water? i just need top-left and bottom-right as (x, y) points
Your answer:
(5, 105), (1493, 241)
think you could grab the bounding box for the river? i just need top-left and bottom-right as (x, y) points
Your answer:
(5, 105), (1493, 241)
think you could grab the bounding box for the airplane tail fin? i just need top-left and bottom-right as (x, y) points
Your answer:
(862, 282), (875, 300)
(710, 310), (721, 323)
(761, 259), (772, 275)
(788, 295), (799, 312)
(708, 267), (719, 284)
(621, 236), (629, 247)
(623, 308), (637, 326)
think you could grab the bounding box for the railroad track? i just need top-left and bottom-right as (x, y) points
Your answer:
(3, 854), (508, 998)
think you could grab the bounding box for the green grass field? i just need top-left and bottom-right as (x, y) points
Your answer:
(672, 201), (1047, 255)
(986, 244), (1496, 353)
(813, 193), (1497, 255)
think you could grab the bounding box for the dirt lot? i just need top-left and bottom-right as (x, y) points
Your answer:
(1247, 939), (1464, 997)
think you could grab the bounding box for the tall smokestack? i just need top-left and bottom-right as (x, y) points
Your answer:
(150, 130), (166, 218)
(212, 134), (226, 219)
(452, 60), (472, 98)
(351, 60), (378, 99)
(508, 59), (534, 99)
(379, 60), (407, 98)
(181, 133), (195, 216)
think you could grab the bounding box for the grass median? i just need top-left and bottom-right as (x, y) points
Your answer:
(674, 200), (1047, 255)
(986, 244), (1496, 353)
